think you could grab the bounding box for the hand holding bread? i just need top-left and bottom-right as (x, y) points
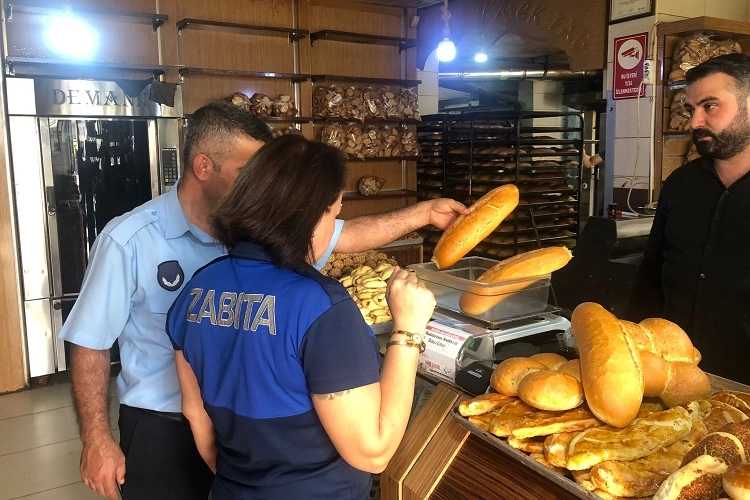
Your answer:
(431, 184), (519, 268)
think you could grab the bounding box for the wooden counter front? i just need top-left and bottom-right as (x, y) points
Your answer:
(382, 383), (583, 500)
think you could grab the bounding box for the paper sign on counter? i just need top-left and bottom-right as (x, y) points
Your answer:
(418, 320), (473, 383)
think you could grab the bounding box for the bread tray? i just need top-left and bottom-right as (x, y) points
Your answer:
(450, 405), (604, 500)
(449, 373), (750, 500)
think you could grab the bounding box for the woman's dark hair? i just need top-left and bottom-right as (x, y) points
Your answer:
(182, 101), (273, 174)
(686, 53), (750, 99)
(211, 135), (347, 268)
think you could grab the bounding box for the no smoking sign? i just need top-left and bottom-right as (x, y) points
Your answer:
(613, 33), (647, 100)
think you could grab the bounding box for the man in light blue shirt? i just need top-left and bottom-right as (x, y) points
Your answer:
(61, 102), (468, 500)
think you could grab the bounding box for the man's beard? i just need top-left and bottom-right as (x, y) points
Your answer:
(692, 108), (750, 160)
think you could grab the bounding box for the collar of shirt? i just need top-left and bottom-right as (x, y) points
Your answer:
(163, 180), (217, 245)
(230, 241), (274, 262)
(701, 156), (750, 188)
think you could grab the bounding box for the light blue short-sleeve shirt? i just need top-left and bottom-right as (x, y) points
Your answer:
(60, 185), (345, 412)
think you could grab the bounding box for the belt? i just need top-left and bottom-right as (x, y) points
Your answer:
(123, 404), (185, 422)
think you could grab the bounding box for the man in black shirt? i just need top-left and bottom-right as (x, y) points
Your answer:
(638, 53), (750, 384)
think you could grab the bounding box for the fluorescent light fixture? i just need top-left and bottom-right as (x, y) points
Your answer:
(46, 14), (97, 60)
(437, 38), (456, 62)
(474, 51), (488, 63)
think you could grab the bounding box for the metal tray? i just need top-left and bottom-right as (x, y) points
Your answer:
(450, 405), (603, 500)
(449, 373), (750, 500)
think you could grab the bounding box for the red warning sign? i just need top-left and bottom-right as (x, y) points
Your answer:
(613, 33), (647, 100)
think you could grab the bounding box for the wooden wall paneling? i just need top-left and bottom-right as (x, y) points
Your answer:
(178, 32), (295, 73)
(307, 1), (404, 79)
(181, 76), (298, 115)
(308, 0), (403, 20)
(297, 1), (313, 120)
(310, 43), (403, 79)
(345, 160), (403, 193)
(404, 7), (417, 81)
(159, 0), (181, 82)
(179, 0), (294, 27)
(0, 90), (28, 393)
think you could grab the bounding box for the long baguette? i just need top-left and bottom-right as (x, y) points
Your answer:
(458, 246), (572, 315)
(571, 302), (644, 428)
(431, 184), (519, 269)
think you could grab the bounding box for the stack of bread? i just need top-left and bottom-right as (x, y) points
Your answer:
(455, 302), (750, 498)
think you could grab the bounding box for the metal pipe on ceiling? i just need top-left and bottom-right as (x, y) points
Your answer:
(439, 69), (602, 81)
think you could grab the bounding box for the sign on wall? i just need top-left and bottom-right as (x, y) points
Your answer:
(613, 33), (647, 100)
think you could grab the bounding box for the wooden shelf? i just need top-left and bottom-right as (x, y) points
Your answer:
(343, 189), (419, 200)
(313, 117), (422, 125)
(178, 67), (310, 82)
(176, 18), (308, 42)
(260, 116), (313, 123)
(6, 57), (167, 79)
(5, 3), (167, 31)
(348, 156), (421, 162)
(311, 74), (421, 87)
(309, 30), (418, 53)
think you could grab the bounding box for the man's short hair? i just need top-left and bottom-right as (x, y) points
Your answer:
(686, 53), (750, 97)
(182, 102), (273, 173)
(211, 135), (347, 268)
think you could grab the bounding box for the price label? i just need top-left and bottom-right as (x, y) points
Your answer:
(418, 321), (473, 382)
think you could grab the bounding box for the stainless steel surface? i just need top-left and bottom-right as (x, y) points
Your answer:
(149, 120), (160, 197)
(39, 118), (64, 299)
(9, 115), (51, 302)
(156, 118), (181, 193)
(14, 79), (183, 118)
(614, 217), (653, 239)
(439, 70), (602, 81)
(51, 299), (66, 372)
(6, 77), (176, 376)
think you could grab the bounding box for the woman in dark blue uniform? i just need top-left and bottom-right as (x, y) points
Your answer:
(167, 134), (435, 499)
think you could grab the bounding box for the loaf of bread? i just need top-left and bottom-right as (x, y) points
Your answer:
(458, 246), (572, 315)
(517, 370), (584, 411)
(723, 462), (750, 500)
(653, 454), (727, 500)
(431, 184), (519, 268)
(491, 357), (546, 396)
(621, 315), (709, 407)
(660, 361), (712, 408)
(571, 302), (644, 427)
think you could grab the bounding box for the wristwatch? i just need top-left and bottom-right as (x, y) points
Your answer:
(386, 330), (426, 353)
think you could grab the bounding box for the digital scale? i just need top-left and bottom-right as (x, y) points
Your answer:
(418, 306), (573, 396)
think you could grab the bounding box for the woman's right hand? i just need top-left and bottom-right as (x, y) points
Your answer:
(386, 267), (436, 333)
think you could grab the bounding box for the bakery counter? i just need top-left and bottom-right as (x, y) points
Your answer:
(382, 374), (750, 500)
(382, 383), (583, 499)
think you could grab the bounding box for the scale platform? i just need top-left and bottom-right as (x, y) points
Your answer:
(418, 307), (573, 395)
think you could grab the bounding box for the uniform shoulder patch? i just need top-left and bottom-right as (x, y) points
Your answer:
(158, 260), (184, 291)
(108, 210), (160, 246)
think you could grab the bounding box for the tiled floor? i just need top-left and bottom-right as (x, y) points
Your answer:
(0, 376), (119, 500)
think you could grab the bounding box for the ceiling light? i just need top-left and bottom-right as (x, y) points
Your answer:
(436, 0), (455, 63)
(474, 51), (488, 63)
(46, 14), (97, 60)
(437, 38), (456, 62)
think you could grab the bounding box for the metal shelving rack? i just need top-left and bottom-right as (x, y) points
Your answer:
(417, 111), (584, 260)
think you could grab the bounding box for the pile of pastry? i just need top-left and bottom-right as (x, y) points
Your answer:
(457, 302), (750, 499)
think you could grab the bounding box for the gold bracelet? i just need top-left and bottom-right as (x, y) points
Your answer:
(387, 330), (426, 353)
(386, 339), (426, 353)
